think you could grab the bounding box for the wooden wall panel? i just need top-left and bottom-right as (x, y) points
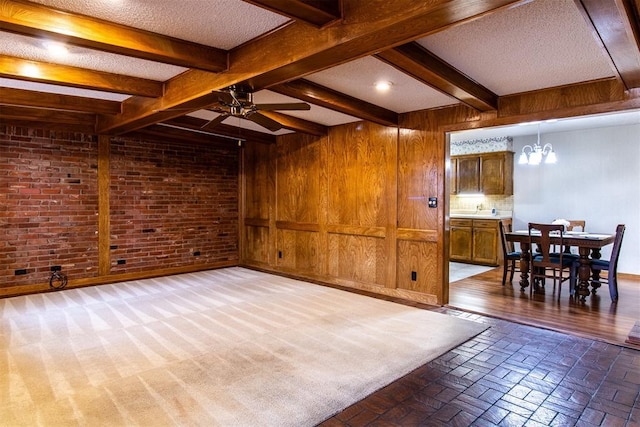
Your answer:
(398, 106), (479, 231)
(276, 133), (322, 224)
(397, 240), (440, 299)
(244, 141), (272, 220)
(327, 122), (394, 227)
(327, 234), (386, 286)
(243, 225), (270, 265)
(276, 229), (320, 274)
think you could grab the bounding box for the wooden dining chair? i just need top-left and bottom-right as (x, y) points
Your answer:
(588, 224), (626, 303)
(499, 220), (521, 286)
(554, 219), (586, 255)
(528, 223), (575, 297)
(566, 220), (586, 232)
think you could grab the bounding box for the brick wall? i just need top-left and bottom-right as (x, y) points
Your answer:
(109, 137), (239, 274)
(0, 125), (239, 291)
(0, 126), (99, 288)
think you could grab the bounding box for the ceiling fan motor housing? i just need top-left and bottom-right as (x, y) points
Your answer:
(229, 85), (253, 105)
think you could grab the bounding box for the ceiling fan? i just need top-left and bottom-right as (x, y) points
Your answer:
(200, 85), (311, 132)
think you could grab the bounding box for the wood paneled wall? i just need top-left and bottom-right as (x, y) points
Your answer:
(241, 78), (640, 305)
(242, 119), (454, 304)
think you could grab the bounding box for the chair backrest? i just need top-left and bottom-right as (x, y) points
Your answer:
(567, 220), (586, 232)
(609, 224), (626, 274)
(528, 222), (565, 267)
(499, 220), (512, 256)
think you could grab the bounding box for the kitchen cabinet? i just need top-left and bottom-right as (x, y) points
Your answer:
(450, 218), (511, 266)
(450, 152), (513, 195)
(450, 219), (473, 261)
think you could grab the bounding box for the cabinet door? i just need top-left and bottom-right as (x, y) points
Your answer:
(456, 156), (480, 193)
(450, 225), (472, 262)
(480, 152), (513, 195)
(472, 225), (498, 265)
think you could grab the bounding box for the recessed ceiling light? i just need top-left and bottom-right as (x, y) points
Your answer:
(374, 81), (393, 92)
(42, 41), (69, 57)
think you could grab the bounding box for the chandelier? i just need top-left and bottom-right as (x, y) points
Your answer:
(518, 125), (557, 165)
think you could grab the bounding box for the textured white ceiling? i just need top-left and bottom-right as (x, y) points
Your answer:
(26, 0), (290, 49)
(417, 0), (615, 95)
(306, 56), (457, 113)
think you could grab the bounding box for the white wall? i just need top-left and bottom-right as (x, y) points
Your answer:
(512, 123), (640, 275)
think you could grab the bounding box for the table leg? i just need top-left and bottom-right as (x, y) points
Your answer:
(519, 242), (530, 291)
(590, 248), (602, 293)
(576, 246), (592, 302)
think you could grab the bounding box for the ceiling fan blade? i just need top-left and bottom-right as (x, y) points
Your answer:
(211, 90), (235, 105)
(247, 112), (283, 132)
(201, 114), (229, 130)
(255, 102), (311, 111)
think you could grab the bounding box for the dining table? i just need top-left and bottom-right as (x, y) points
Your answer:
(505, 230), (615, 301)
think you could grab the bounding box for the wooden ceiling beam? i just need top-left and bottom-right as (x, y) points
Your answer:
(163, 116), (277, 144)
(271, 79), (398, 126)
(0, 0), (227, 72)
(259, 111), (328, 135)
(96, 0), (525, 134)
(578, 0), (640, 89)
(0, 104), (95, 125)
(244, 0), (342, 28)
(0, 87), (121, 114)
(375, 42), (498, 112)
(0, 55), (163, 97)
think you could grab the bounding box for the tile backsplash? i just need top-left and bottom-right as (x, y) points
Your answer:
(450, 194), (513, 213)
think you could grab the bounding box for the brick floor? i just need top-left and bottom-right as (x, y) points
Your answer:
(319, 310), (640, 426)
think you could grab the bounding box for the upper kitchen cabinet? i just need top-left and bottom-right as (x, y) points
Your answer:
(451, 152), (513, 195)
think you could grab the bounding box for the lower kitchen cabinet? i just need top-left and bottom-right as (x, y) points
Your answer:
(450, 218), (511, 266)
(450, 219), (473, 261)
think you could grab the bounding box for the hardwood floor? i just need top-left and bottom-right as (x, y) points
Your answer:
(447, 267), (640, 349)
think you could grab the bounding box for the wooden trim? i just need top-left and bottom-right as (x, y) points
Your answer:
(244, 217), (270, 227)
(397, 228), (438, 242)
(326, 224), (387, 238)
(0, 105), (96, 126)
(98, 135), (110, 276)
(275, 221), (321, 232)
(243, 265), (440, 305)
(0, 262), (237, 299)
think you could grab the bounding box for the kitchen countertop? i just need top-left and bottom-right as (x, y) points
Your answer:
(450, 210), (512, 220)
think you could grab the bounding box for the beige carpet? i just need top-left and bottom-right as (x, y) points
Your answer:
(0, 267), (487, 426)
